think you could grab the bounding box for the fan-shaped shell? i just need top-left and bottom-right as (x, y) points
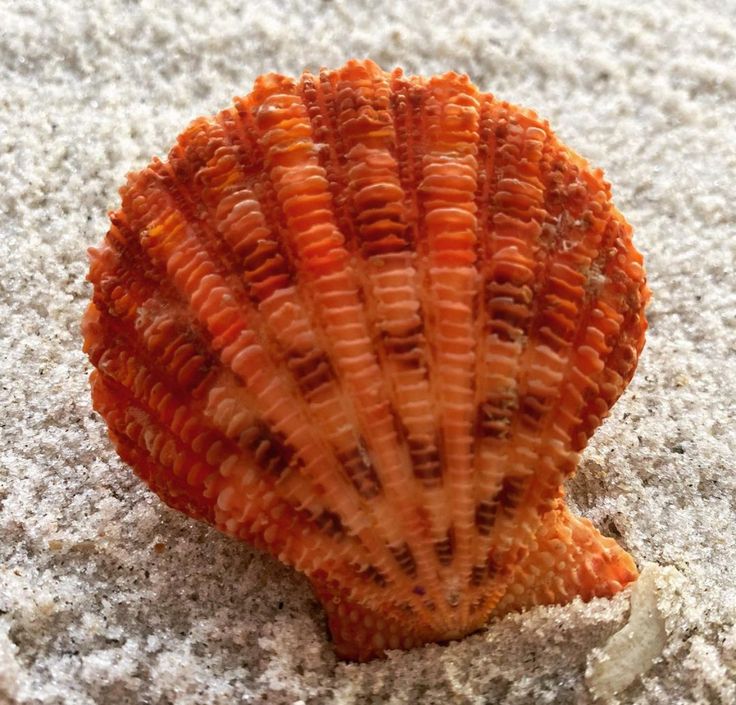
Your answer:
(82, 59), (649, 661)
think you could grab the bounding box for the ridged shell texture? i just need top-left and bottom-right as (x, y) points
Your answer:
(83, 60), (649, 661)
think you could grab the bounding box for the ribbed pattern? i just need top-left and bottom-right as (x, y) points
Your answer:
(83, 60), (649, 661)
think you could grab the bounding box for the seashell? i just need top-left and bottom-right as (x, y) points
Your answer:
(82, 59), (649, 661)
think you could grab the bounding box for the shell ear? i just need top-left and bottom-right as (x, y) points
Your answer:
(493, 499), (639, 615)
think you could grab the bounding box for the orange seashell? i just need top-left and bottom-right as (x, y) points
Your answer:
(82, 59), (649, 661)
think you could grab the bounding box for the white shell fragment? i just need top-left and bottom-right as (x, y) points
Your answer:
(586, 564), (668, 700)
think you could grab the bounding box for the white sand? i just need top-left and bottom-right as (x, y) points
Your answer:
(1, 1), (735, 703)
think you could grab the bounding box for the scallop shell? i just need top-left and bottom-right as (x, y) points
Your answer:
(82, 60), (649, 661)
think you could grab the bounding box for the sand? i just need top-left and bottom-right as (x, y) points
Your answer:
(1, 0), (735, 703)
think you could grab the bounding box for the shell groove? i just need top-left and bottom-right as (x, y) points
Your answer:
(83, 59), (649, 661)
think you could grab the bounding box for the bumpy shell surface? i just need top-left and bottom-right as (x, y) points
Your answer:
(83, 60), (649, 661)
